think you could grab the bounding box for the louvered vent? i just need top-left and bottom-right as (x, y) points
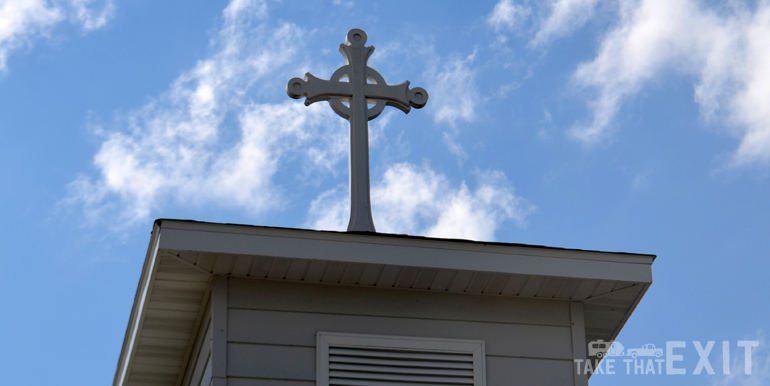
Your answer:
(317, 332), (485, 386)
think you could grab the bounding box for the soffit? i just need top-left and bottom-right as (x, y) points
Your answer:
(114, 219), (655, 386)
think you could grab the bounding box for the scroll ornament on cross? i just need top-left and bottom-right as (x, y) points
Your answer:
(287, 28), (428, 233)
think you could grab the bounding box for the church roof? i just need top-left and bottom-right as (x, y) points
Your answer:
(114, 218), (655, 386)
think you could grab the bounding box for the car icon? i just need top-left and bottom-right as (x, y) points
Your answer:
(626, 343), (662, 358)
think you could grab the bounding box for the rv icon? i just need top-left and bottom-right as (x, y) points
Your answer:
(588, 340), (625, 358)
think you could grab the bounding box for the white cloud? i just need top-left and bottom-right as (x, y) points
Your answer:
(727, 4), (770, 167)
(332, 0), (354, 7)
(570, 0), (770, 167)
(530, 0), (598, 47)
(442, 131), (468, 162)
(306, 186), (350, 233)
(70, 0), (114, 31)
(537, 109), (553, 139)
(307, 163), (533, 241)
(201, 103), (336, 211)
(0, 0), (114, 72)
(0, 0), (62, 71)
(427, 51), (480, 160)
(70, 101), (340, 225)
(65, 2), (349, 226)
(65, 0), (532, 234)
(223, 0), (266, 21)
(487, 0), (531, 34)
(487, 0), (597, 46)
(631, 169), (651, 191)
(711, 335), (769, 386)
(428, 51), (479, 126)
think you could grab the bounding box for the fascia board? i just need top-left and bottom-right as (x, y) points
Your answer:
(157, 221), (654, 283)
(113, 223), (162, 386)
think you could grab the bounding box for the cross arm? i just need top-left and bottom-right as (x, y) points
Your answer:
(287, 73), (353, 106)
(365, 81), (429, 114)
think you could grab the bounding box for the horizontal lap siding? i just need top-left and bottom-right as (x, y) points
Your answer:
(228, 279), (571, 326)
(486, 356), (575, 385)
(228, 309), (572, 359)
(229, 343), (573, 385)
(226, 278), (575, 385)
(228, 344), (315, 379)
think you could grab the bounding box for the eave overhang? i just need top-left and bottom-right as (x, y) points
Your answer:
(114, 219), (655, 386)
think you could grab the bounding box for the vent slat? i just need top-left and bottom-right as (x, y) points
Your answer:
(330, 363), (474, 377)
(330, 379), (469, 386)
(330, 355), (473, 370)
(319, 332), (484, 386)
(330, 370), (473, 384)
(330, 347), (472, 362)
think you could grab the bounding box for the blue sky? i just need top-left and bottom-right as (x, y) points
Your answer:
(1, 0), (769, 384)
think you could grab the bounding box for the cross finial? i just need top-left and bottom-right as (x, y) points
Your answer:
(287, 29), (428, 232)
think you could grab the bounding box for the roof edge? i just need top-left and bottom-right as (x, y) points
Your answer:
(113, 222), (162, 386)
(154, 218), (657, 259)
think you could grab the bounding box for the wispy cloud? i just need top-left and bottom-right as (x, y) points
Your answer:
(0, 0), (114, 72)
(711, 334), (769, 386)
(631, 168), (652, 191)
(529, 0), (599, 47)
(307, 163), (533, 241)
(222, 0), (266, 20)
(428, 51), (479, 127)
(70, 0), (114, 31)
(64, 1), (350, 227)
(570, 0), (770, 167)
(487, 0), (531, 39)
(426, 50), (480, 160)
(485, 0), (599, 47)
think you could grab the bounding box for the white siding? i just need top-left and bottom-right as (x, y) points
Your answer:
(224, 278), (578, 386)
(183, 304), (213, 386)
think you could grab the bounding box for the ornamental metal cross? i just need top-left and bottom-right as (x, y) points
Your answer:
(287, 29), (428, 232)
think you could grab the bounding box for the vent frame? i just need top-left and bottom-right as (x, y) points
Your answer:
(317, 331), (486, 386)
